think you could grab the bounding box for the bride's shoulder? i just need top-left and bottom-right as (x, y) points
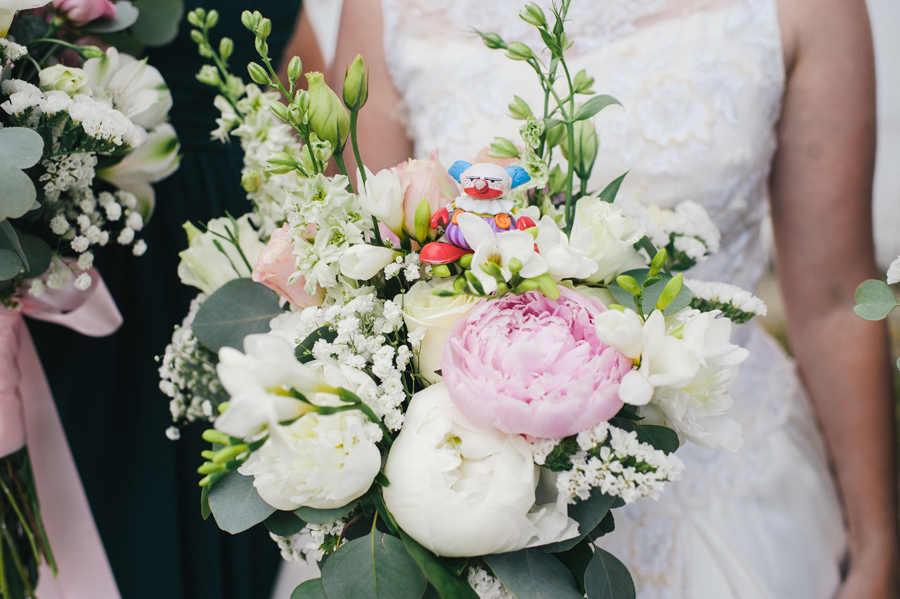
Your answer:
(776, 0), (873, 74)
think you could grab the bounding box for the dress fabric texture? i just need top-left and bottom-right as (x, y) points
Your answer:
(27, 2), (300, 598)
(381, 0), (847, 597)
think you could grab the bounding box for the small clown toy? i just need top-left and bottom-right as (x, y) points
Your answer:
(419, 161), (536, 264)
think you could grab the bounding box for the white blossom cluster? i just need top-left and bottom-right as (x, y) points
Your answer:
(212, 85), (302, 236)
(27, 256), (92, 296)
(467, 567), (518, 599)
(556, 426), (684, 505)
(270, 519), (347, 564)
(383, 252), (425, 283)
(616, 198), (720, 269)
(292, 294), (412, 430)
(158, 294), (228, 436)
(283, 174), (371, 298)
(685, 278), (767, 321)
(0, 39), (27, 63)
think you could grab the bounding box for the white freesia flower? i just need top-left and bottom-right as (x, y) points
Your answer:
(887, 257), (900, 285)
(383, 383), (578, 557)
(177, 214), (265, 295)
(358, 166), (403, 237)
(535, 215), (597, 280)
(214, 334), (335, 438)
(339, 243), (397, 280)
(457, 212), (547, 294)
(0, 0), (51, 37)
(397, 279), (480, 384)
(593, 308), (644, 360)
(83, 47), (172, 129)
(97, 123), (180, 218)
(573, 196), (646, 284)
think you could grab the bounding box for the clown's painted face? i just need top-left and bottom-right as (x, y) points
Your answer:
(460, 163), (511, 200)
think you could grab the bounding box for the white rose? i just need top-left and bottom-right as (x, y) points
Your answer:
(38, 65), (90, 96)
(397, 279), (480, 384)
(573, 196), (646, 284)
(383, 383), (578, 557)
(177, 214), (265, 295)
(338, 243), (397, 280)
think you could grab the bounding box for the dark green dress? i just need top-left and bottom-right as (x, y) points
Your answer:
(28, 2), (301, 597)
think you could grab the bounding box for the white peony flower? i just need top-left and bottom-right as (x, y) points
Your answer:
(887, 257), (900, 285)
(383, 383), (578, 557)
(457, 212), (547, 294)
(573, 196), (646, 284)
(177, 214), (265, 295)
(358, 166), (403, 237)
(534, 215), (598, 280)
(82, 47), (172, 129)
(338, 243), (397, 280)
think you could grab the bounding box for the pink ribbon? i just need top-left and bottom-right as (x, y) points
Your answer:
(1, 269), (122, 598)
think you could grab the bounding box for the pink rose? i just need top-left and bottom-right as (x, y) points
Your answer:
(252, 225), (324, 309)
(441, 287), (632, 439)
(53, 0), (115, 25)
(393, 149), (456, 238)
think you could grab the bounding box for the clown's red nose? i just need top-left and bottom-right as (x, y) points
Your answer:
(474, 179), (488, 192)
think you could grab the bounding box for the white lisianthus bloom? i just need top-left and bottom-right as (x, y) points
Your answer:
(358, 166), (403, 237)
(573, 196), (646, 284)
(82, 47), (172, 129)
(215, 334), (343, 439)
(338, 243), (397, 280)
(97, 123), (180, 218)
(383, 383), (578, 557)
(535, 215), (598, 280)
(397, 279), (481, 384)
(887, 257), (900, 285)
(38, 65), (90, 96)
(177, 214), (265, 295)
(457, 212), (547, 295)
(0, 0), (51, 37)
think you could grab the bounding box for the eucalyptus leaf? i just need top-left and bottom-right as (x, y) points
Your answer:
(634, 424), (679, 454)
(131, 0), (183, 46)
(583, 547), (635, 599)
(573, 95), (621, 122)
(265, 510), (306, 536)
(397, 529), (479, 599)
(192, 278), (282, 352)
(608, 269), (692, 316)
(18, 234), (51, 279)
(597, 171), (627, 204)
(294, 501), (356, 525)
(208, 469), (276, 534)
(485, 550), (583, 599)
(83, 1), (140, 33)
(539, 490), (617, 553)
(7, 14), (49, 44)
(554, 539), (595, 593)
(0, 249), (23, 280)
(0, 128), (43, 169)
(321, 532), (427, 599)
(0, 164), (37, 221)
(291, 579), (327, 599)
(295, 326), (338, 363)
(0, 220), (27, 269)
(853, 279), (899, 321)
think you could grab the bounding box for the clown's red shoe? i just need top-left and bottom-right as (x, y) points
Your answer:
(419, 242), (474, 265)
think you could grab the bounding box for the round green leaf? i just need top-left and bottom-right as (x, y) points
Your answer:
(634, 423), (679, 455)
(294, 501), (356, 525)
(0, 165), (37, 221)
(18, 234), (52, 279)
(538, 491), (617, 553)
(265, 510), (306, 537)
(131, 0), (183, 46)
(291, 579), (327, 599)
(0, 128), (43, 169)
(854, 279), (899, 321)
(583, 548), (635, 599)
(0, 249), (23, 280)
(83, 1), (140, 33)
(485, 550), (583, 599)
(208, 470), (276, 534)
(321, 532), (426, 599)
(192, 279), (283, 352)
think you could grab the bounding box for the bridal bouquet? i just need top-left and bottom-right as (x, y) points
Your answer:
(1, 1), (179, 595)
(163, 3), (765, 598)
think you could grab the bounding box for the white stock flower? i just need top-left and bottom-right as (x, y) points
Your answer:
(535, 215), (598, 280)
(83, 47), (173, 129)
(397, 279), (480, 384)
(338, 244), (397, 280)
(358, 166), (403, 237)
(383, 383), (578, 557)
(887, 257), (900, 285)
(177, 214), (265, 295)
(458, 212), (547, 294)
(573, 196), (646, 284)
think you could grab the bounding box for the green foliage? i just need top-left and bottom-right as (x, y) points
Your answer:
(192, 278), (283, 352)
(397, 529), (479, 599)
(554, 539), (594, 593)
(538, 490), (617, 553)
(854, 279), (899, 321)
(320, 532), (427, 599)
(294, 501), (357, 525)
(573, 95), (621, 121)
(541, 437), (579, 472)
(207, 469), (276, 534)
(634, 424), (680, 455)
(17, 234), (51, 280)
(82, 1), (140, 33)
(0, 128), (43, 170)
(0, 165), (37, 223)
(131, 0), (184, 46)
(265, 510), (305, 536)
(291, 579), (328, 599)
(598, 172), (627, 205)
(609, 268), (692, 317)
(583, 548), (635, 599)
(484, 549), (583, 599)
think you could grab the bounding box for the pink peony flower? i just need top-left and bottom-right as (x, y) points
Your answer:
(393, 149), (457, 238)
(52, 0), (115, 25)
(441, 286), (632, 439)
(252, 225), (324, 309)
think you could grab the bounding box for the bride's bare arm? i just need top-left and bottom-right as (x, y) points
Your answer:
(330, 0), (414, 174)
(772, 0), (899, 595)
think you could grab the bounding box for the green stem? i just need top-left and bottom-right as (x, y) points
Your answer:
(0, 523), (36, 598)
(0, 477), (39, 568)
(332, 153), (355, 194)
(349, 109), (384, 246)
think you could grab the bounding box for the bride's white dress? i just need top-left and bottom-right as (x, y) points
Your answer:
(378, 0), (847, 597)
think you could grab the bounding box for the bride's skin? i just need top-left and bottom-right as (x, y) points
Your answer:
(331, 0), (900, 596)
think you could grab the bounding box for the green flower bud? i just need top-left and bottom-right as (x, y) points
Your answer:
(267, 151), (298, 168)
(213, 444), (248, 463)
(616, 274), (642, 296)
(224, 74), (245, 99)
(465, 270), (485, 295)
(287, 56), (303, 82)
(544, 120), (565, 148)
(187, 9), (205, 28)
(572, 69), (595, 94)
(656, 273), (684, 311)
(519, 3), (547, 28)
(201, 450), (216, 460)
(219, 37), (234, 62)
(247, 62), (270, 85)
(241, 171), (262, 193)
(342, 54), (369, 110)
(79, 45), (104, 59)
(453, 276), (468, 292)
(561, 119), (599, 180)
(197, 462), (224, 474)
(535, 274), (560, 300)
(201, 429), (232, 445)
(258, 17), (272, 39)
(255, 36), (268, 58)
(608, 304), (627, 312)
(205, 9), (219, 28)
(506, 41), (535, 61)
(478, 31), (507, 50)
(414, 197), (431, 242)
(508, 95), (533, 120)
(189, 29), (204, 45)
(241, 10), (260, 31)
(195, 64), (220, 87)
(488, 136), (520, 159)
(269, 100), (290, 122)
(432, 264), (452, 278)
(183, 221), (202, 243)
(508, 257), (523, 274)
(287, 105), (305, 127)
(294, 89), (310, 113)
(516, 279), (539, 293)
(649, 248), (668, 277)
(305, 71), (350, 151)
(480, 261), (503, 278)
(458, 254), (473, 269)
